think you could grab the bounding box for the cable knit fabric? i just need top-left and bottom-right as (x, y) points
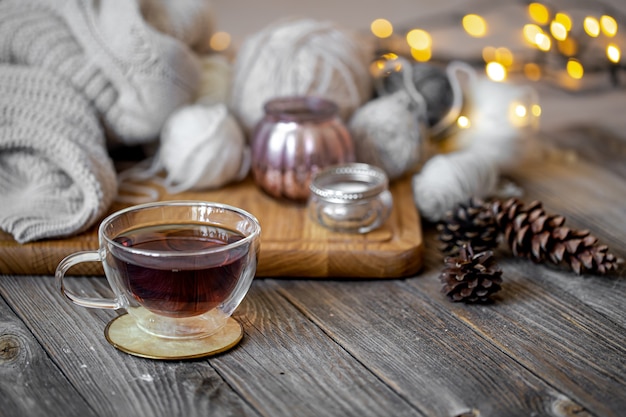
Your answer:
(0, 0), (202, 243)
(0, 66), (118, 243)
(0, 0), (201, 145)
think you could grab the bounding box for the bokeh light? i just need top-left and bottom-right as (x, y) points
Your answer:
(566, 59), (584, 79)
(607, 44), (621, 63)
(550, 21), (568, 41)
(462, 14), (488, 38)
(406, 29), (432, 50)
(600, 15), (618, 37)
(371, 19), (394, 38)
(554, 13), (572, 32)
(528, 3), (550, 25)
(486, 61), (507, 81)
(584, 16), (600, 37)
(209, 31), (231, 51)
(524, 63), (542, 81)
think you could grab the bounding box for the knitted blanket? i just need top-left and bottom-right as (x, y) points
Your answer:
(0, 0), (201, 243)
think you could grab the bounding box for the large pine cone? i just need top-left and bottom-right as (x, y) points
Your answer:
(437, 198), (499, 256)
(491, 198), (622, 275)
(440, 244), (503, 303)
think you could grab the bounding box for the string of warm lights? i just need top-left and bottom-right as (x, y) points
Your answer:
(369, 0), (625, 91)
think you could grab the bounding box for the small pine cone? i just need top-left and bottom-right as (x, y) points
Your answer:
(440, 244), (503, 303)
(491, 198), (623, 275)
(437, 198), (499, 256)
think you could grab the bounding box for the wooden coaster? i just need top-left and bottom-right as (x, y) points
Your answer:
(104, 314), (243, 360)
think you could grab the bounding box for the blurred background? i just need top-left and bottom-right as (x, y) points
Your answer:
(211, 0), (626, 137)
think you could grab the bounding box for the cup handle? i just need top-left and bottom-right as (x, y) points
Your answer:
(55, 250), (121, 309)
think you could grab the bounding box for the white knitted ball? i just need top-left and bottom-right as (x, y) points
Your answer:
(412, 150), (499, 222)
(230, 17), (373, 134)
(349, 90), (427, 180)
(159, 103), (250, 192)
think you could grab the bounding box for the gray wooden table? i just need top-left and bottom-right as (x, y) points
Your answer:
(1, 117), (625, 416)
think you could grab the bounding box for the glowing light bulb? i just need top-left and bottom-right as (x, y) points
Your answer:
(524, 63), (542, 81)
(584, 17), (600, 37)
(486, 61), (507, 81)
(532, 104), (542, 117)
(369, 53), (401, 77)
(410, 47), (432, 62)
(482, 46), (496, 63)
(528, 3), (550, 25)
(462, 14), (488, 38)
(535, 33), (552, 51)
(567, 59), (584, 79)
(209, 31), (231, 51)
(523, 24), (543, 46)
(509, 102), (529, 127)
(600, 15), (618, 37)
(406, 29), (431, 50)
(495, 47), (513, 67)
(457, 116), (471, 128)
(554, 13), (572, 32)
(607, 44), (621, 63)
(550, 21), (568, 41)
(371, 19), (393, 38)
(557, 38), (578, 56)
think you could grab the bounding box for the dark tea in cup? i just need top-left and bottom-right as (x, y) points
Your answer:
(112, 223), (249, 318)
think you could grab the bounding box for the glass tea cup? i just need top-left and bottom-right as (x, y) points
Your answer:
(55, 201), (261, 340)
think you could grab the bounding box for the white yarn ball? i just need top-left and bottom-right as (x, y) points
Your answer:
(139, 0), (215, 53)
(159, 103), (250, 192)
(412, 150), (499, 222)
(230, 17), (373, 134)
(349, 90), (427, 180)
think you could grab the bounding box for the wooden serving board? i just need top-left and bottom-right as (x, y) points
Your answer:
(0, 176), (423, 278)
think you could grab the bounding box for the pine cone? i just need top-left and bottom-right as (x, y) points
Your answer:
(491, 198), (622, 275)
(440, 245), (503, 303)
(437, 198), (499, 256)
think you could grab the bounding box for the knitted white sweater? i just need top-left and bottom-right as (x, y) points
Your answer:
(0, 0), (202, 243)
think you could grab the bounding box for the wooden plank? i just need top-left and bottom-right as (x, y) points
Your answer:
(0, 288), (97, 417)
(0, 275), (260, 417)
(543, 126), (626, 179)
(211, 279), (424, 417)
(272, 275), (598, 417)
(413, 240), (626, 417)
(0, 176), (423, 279)
(0, 275), (423, 417)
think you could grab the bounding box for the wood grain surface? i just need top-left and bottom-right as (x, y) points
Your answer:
(0, 176), (423, 279)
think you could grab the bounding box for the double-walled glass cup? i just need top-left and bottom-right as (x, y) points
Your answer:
(56, 201), (261, 340)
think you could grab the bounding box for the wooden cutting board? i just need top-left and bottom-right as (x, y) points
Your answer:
(0, 176), (423, 278)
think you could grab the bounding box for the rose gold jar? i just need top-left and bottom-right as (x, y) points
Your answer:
(250, 96), (355, 202)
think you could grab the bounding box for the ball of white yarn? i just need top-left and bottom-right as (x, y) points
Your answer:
(230, 17), (373, 134)
(412, 150), (499, 222)
(349, 90), (427, 180)
(159, 103), (250, 193)
(139, 0), (215, 53)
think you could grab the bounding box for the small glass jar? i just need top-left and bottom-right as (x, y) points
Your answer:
(308, 163), (393, 234)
